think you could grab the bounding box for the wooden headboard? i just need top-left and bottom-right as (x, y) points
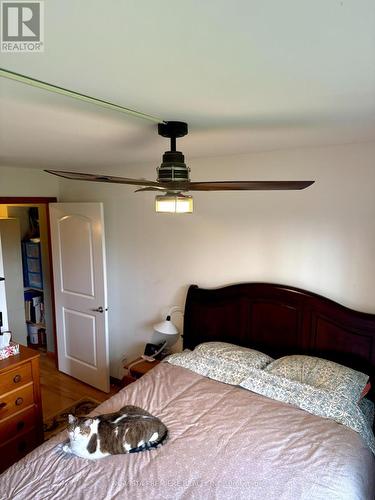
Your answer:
(183, 283), (375, 400)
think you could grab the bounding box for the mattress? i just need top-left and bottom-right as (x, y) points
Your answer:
(0, 362), (374, 500)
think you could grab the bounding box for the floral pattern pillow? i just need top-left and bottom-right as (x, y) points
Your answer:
(265, 355), (369, 402)
(359, 398), (375, 428)
(166, 349), (257, 385)
(195, 342), (274, 369)
(240, 367), (375, 455)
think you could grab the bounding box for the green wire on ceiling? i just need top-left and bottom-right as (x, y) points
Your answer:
(0, 67), (165, 124)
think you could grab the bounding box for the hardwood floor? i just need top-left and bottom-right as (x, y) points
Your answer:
(40, 353), (119, 420)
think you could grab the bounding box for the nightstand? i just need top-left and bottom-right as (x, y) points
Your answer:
(122, 358), (161, 386)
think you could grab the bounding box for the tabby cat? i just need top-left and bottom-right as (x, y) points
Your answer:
(62, 405), (168, 460)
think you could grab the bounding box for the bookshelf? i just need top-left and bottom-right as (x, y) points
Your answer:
(24, 289), (46, 350)
(22, 242), (43, 290)
(22, 242), (46, 351)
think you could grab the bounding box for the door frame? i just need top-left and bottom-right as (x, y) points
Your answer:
(0, 197), (58, 366)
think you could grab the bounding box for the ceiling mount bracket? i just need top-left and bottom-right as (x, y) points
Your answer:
(158, 121), (188, 152)
(158, 121), (188, 139)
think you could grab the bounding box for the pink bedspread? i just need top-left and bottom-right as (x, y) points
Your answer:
(1, 363), (374, 499)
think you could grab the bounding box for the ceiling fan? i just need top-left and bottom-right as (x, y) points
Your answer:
(45, 121), (314, 213)
(0, 68), (314, 213)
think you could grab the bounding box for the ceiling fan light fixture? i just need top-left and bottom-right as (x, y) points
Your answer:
(155, 193), (193, 214)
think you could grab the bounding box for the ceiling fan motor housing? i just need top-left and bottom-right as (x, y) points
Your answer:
(157, 151), (190, 182)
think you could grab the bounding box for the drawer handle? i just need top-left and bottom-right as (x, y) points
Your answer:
(15, 397), (23, 406)
(16, 420), (25, 431)
(0, 402), (6, 410)
(13, 374), (21, 383)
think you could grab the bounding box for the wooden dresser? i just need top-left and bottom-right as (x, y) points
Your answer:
(0, 345), (43, 473)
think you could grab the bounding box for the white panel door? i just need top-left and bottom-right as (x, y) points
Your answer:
(49, 203), (109, 392)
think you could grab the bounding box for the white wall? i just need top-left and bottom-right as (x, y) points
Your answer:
(0, 166), (59, 197)
(58, 142), (375, 377)
(0, 218), (28, 344)
(5, 207), (29, 239)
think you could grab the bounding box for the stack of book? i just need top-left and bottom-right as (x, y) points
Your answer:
(24, 290), (44, 325)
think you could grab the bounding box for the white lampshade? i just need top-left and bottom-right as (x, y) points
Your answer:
(155, 194), (193, 213)
(153, 315), (179, 336)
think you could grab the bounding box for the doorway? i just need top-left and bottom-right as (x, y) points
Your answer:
(0, 197), (110, 393)
(0, 197), (57, 359)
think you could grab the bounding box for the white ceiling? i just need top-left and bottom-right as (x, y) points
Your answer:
(1, 0), (375, 172)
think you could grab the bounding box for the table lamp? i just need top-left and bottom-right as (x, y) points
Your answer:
(153, 306), (183, 338)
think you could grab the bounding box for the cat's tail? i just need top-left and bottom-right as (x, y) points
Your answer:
(155, 427), (169, 447)
(129, 427), (168, 454)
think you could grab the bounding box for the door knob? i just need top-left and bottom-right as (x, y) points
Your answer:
(91, 306), (107, 313)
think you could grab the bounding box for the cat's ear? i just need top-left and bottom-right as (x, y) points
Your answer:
(68, 414), (77, 424)
(84, 418), (93, 427)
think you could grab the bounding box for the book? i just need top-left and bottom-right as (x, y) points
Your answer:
(24, 290), (44, 325)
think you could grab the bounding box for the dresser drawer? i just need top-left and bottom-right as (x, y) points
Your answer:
(0, 362), (32, 394)
(0, 428), (38, 473)
(0, 384), (35, 420)
(0, 405), (36, 443)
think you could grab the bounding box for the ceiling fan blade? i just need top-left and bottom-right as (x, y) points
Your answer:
(45, 170), (161, 187)
(187, 181), (314, 191)
(134, 180), (315, 193)
(45, 171), (314, 192)
(134, 186), (167, 192)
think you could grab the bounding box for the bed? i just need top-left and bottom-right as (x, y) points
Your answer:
(1, 283), (375, 499)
